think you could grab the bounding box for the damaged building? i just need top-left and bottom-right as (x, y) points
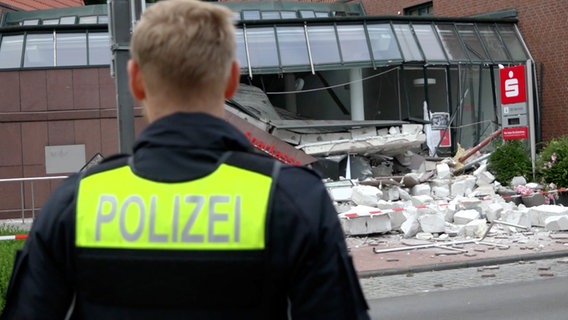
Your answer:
(0, 1), (538, 218)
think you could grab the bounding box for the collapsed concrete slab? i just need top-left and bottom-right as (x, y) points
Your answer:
(297, 130), (426, 157)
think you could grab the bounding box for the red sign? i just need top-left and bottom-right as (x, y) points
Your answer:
(500, 65), (526, 105)
(502, 127), (528, 140)
(439, 129), (451, 147)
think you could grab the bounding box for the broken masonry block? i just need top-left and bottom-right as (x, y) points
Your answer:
(453, 209), (481, 225)
(351, 185), (382, 207)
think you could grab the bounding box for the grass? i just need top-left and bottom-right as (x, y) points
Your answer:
(0, 225), (27, 312)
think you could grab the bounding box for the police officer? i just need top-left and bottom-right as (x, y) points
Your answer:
(1, 0), (370, 318)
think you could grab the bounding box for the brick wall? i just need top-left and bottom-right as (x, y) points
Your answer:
(0, 67), (146, 218)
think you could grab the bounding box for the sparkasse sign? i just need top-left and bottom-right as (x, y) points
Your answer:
(500, 65), (528, 140)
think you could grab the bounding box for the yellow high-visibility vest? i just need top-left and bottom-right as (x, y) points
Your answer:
(76, 163), (272, 250)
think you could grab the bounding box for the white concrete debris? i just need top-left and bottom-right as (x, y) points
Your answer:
(338, 205), (392, 235)
(388, 210), (406, 231)
(401, 216), (420, 238)
(351, 185), (383, 207)
(418, 213), (446, 233)
(500, 209), (531, 229)
(463, 219), (489, 238)
(411, 195), (434, 207)
(334, 154), (568, 238)
(544, 215), (568, 231)
(485, 203), (504, 222)
(411, 183), (431, 196)
(511, 176), (527, 187)
(528, 205), (568, 227)
(382, 188), (400, 201)
(453, 209), (481, 224)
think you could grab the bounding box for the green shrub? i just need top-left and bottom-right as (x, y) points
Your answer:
(0, 225), (26, 311)
(487, 139), (532, 186)
(537, 135), (568, 188)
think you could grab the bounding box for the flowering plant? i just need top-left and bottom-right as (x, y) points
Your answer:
(514, 184), (535, 197)
(538, 136), (568, 190)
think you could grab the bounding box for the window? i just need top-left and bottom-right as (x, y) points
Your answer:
(245, 27), (279, 67)
(0, 35), (24, 68)
(276, 26), (309, 66)
(57, 33), (87, 66)
(404, 2), (433, 16)
(367, 24), (402, 62)
(307, 25), (340, 64)
(88, 32), (111, 65)
(392, 24), (422, 61)
(24, 33), (54, 67)
(412, 24), (446, 61)
(336, 24), (370, 62)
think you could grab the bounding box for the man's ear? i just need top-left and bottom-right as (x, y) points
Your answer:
(224, 60), (240, 99)
(127, 59), (146, 101)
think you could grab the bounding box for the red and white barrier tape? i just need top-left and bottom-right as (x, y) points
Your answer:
(0, 234), (28, 241)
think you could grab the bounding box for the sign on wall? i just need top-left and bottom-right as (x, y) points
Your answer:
(45, 144), (86, 174)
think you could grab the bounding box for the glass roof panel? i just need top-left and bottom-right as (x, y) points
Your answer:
(242, 10), (261, 21)
(235, 29), (248, 68)
(276, 26), (309, 66)
(456, 24), (490, 62)
(280, 11), (297, 19)
(245, 27), (279, 67)
(261, 11), (280, 20)
(97, 15), (108, 24)
(300, 10), (315, 19)
(60, 16), (76, 25)
(477, 24), (509, 61)
(79, 16), (98, 24)
(0, 35), (24, 68)
(367, 23), (402, 62)
(497, 24), (529, 61)
(306, 25), (340, 64)
(336, 24), (370, 62)
(412, 24), (446, 62)
(24, 33), (54, 67)
(56, 33), (86, 66)
(22, 19), (39, 26)
(435, 24), (469, 62)
(42, 19), (59, 25)
(392, 24), (422, 61)
(88, 32), (111, 65)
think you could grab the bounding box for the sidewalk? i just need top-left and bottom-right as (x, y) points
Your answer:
(349, 231), (568, 278)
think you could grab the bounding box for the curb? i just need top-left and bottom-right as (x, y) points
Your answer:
(357, 249), (568, 278)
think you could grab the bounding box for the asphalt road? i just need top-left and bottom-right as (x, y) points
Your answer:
(367, 276), (568, 320)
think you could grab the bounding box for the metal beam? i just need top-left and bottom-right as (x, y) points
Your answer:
(109, 0), (142, 153)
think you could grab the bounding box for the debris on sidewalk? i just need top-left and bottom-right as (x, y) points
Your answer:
(325, 136), (568, 262)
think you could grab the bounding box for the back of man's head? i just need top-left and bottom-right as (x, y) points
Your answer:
(130, 0), (236, 100)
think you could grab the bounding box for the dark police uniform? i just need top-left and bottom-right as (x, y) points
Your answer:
(1, 112), (370, 320)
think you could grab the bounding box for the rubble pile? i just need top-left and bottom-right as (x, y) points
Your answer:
(328, 154), (568, 240)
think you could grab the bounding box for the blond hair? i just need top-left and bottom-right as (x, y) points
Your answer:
(130, 0), (236, 99)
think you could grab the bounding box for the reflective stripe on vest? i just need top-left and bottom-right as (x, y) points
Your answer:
(76, 163), (272, 250)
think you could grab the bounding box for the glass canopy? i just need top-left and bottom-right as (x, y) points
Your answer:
(0, 12), (530, 73)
